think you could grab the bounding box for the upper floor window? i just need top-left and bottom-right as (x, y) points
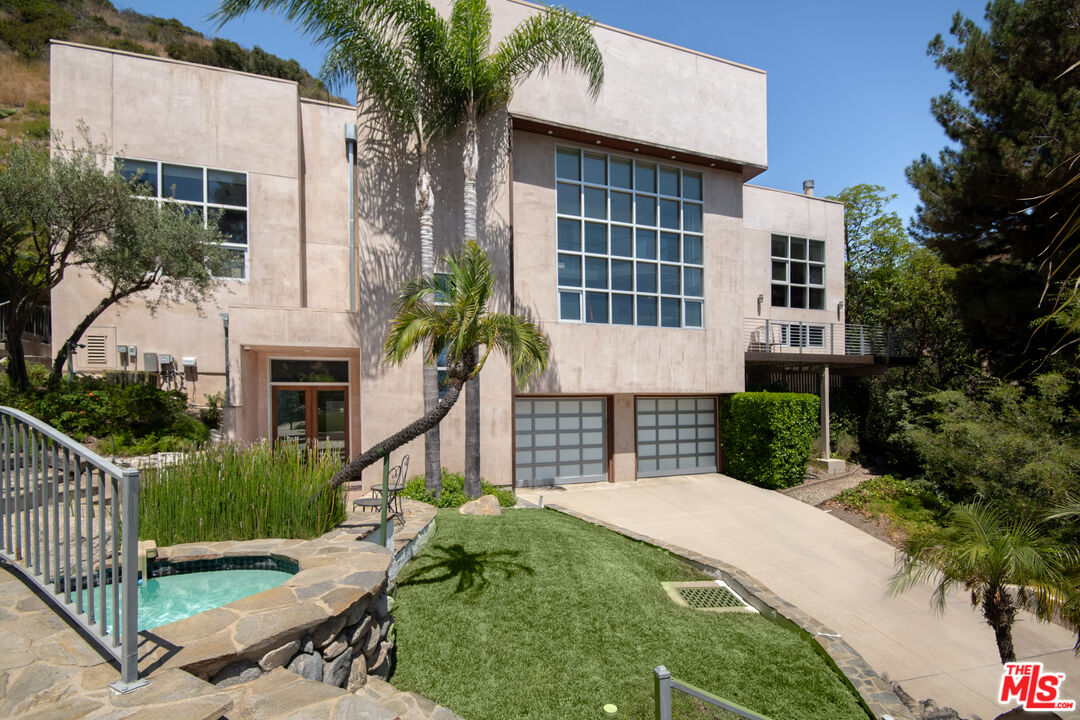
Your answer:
(771, 234), (824, 310)
(555, 147), (704, 328)
(434, 273), (450, 397)
(119, 158), (248, 279)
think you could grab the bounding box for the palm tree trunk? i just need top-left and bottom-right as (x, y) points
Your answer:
(417, 144), (442, 497)
(462, 108), (482, 497)
(330, 379), (462, 491)
(983, 585), (1018, 664)
(464, 349), (481, 497)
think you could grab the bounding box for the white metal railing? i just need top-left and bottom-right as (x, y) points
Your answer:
(743, 318), (890, 356)
(0, 407), (144, 692)
(654, 666), (773, 720)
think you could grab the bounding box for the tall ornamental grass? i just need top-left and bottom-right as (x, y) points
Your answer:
(139, 441), (346, 545)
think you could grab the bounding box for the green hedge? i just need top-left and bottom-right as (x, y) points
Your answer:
(722, 392), (819, 489)
(400, 470), (516, 508)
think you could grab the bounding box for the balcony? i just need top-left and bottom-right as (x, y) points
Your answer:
(743, 318), (895, 361)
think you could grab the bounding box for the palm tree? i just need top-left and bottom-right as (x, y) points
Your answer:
(432, 0), (604, 497)
(213, 0), (460, 495)
(889, 502), (1077, 664)
(327, 239), (548, 490)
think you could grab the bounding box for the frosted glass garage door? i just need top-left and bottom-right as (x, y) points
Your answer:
(515, 398), (606, 487)
(636, 397), (717, 477)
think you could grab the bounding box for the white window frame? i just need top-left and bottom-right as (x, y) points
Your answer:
(770, 234), (825, 310)
(118, 157), (250, 281)
(554, 146), (705, 329)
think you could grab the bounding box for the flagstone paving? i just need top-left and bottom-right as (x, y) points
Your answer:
(0, 501), (441, 720)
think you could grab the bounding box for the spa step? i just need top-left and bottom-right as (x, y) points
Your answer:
(219, 667), (399, 720)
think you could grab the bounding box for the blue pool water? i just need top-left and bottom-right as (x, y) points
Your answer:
(82, 569), (293, 631)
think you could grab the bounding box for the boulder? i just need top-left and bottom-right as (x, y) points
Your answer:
(367, 641), (392, 679)
(324, 647), (353, 687)
(258, 639), (300, 671)
(286, 652), (323, 682)
(459, 494), (501, 516)
(322, 633), (349, 660)
(349, 614), (373, 647)
(210, 659), (261, 688)
(346, 597), (371, 626)
(346, 653), (368, 692)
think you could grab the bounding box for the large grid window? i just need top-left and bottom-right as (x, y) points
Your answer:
(771, 234), (825, 310)
(555, 147), (704, 328)
(120, 158), (248, 279)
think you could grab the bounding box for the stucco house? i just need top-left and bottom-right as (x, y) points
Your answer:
(49, 0), (877, 490)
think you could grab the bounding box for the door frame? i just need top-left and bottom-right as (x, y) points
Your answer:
(270, 385), (350, 456)
(267, 356), (352, 458)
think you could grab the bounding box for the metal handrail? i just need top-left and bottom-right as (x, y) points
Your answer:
(654, 666), (773, 720)
(743, 318), (892, 357)
(0, 406), (144, 692)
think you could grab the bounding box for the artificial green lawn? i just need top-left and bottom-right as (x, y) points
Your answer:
(390, 509), (868, 720)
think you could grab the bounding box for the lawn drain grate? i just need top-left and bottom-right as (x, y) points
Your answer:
(662, 581), (758, 614)
(676, 584), (744, 609)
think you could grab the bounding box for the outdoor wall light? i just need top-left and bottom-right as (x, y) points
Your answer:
(757, 293), (765, 315)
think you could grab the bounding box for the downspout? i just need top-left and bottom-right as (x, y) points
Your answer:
(345, 123), (358, 312)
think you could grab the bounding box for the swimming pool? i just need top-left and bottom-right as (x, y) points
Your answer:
(82, 566), (293, 631)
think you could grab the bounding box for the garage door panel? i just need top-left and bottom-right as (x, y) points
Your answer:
(636, 396), (717, 478)
(516, 397), (607, 487)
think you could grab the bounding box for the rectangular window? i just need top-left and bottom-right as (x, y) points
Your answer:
(434, 273), (451, 397)
(770, 234), (825, 310)
(555, 147), (704, 328)
(120, 158), (249, 280)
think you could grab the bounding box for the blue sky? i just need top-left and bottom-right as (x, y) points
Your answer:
(118, 1), (989, 227)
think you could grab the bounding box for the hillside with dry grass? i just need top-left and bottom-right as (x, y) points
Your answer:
(0, 0), (344, 143)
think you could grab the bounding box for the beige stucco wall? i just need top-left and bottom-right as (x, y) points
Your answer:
(741, 185), (846, 352)
(470, 0), (768, 170)
(47, 11), (844, 489)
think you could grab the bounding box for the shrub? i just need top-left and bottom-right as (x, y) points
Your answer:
(722, 392), (819, 489)
(400, 470), (516, 508)
(898, 373), (1080, 521)
(198, 392), (224, 429)
(0, 374), (207, 454)
(140, 441), (345, 545)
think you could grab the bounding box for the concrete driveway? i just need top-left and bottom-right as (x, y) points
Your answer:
(517, 474), (1080, 719)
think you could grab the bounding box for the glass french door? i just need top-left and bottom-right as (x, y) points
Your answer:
(272, 386), (349, 460)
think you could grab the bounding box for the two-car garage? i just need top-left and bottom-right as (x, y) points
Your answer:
(513, 395), (718, 487)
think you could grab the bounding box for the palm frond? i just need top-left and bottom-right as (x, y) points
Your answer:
(480, 312), (550, 389)
(485, 5), (603, 113)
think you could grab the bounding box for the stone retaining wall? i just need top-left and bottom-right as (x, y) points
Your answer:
(137, 501), (438, 694)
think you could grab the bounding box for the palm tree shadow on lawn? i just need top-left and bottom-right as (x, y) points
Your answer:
(399, 543), (534, 596)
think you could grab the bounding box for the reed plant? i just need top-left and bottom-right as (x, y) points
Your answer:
(139, 441), (345, 545)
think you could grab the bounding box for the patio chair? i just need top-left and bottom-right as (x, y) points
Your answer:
(369, 454), (408, 520)
(352, 454), (408, 522)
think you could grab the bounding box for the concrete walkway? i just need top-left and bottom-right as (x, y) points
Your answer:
(518, 474), (1080, 720)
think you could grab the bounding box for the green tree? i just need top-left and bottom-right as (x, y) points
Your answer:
(905, 0), (1080, 375)
(49, 196), (228, 383)
(425, 0), (603, 497)
(890, 502), (1077, 664)
(829, 184), (975, 387)
(214, 0), (462, 495)
(327, 240), (548, 490)
(0, 133), (225, 389)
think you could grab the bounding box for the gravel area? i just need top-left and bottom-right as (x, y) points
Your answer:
(780, 464), (875, 505)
